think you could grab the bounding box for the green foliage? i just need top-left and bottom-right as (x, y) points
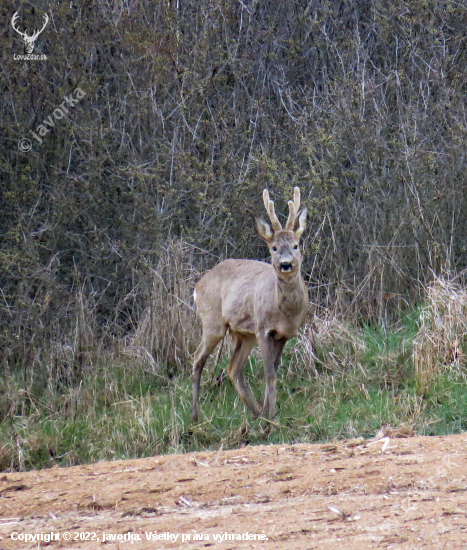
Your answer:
(2, 305), (467, 471)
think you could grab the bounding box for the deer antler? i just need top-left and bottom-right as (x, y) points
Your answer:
(30, 13), (49, 41)
(11, 12), (26, 39)
(285, 187), (301, 230)
(263, 189), (282, 231)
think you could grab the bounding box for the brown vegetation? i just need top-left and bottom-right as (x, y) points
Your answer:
(2, 1), (467, 408)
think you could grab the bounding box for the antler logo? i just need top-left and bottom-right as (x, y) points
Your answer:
(11, 11), (49, 54)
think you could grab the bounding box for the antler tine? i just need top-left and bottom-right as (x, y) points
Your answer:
(285, 187), (301, 230)
(263, 189), (282, 231)
(293, 186), (300, 211)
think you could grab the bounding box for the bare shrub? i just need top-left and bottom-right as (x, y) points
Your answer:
(414, 276), (467, 395)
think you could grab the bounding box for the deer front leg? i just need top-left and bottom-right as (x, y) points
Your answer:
(227, 334), (260, 418)
(258, 332), (287, 419)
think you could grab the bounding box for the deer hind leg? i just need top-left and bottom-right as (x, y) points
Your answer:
(191, 327), (225, 423)
(227, 334), (261, 418)
(258, 333), (287, 419)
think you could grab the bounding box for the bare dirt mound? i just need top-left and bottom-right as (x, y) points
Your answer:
(1, 433), (467, 549)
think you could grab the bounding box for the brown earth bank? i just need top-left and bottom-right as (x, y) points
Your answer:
(1, 432), (467, 549)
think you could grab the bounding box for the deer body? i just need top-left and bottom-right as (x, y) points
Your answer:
(195, 259), (307, 339)
(191, 188), (308, 422)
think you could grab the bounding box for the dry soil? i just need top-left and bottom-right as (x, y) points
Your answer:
(1, 432), (467, 549)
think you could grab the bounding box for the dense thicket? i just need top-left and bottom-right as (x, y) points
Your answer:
(2, 0), (467, 374)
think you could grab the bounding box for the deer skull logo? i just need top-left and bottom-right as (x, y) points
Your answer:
(11, 11), (49, 54)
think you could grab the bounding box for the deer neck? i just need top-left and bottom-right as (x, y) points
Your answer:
(275, 271), (306, 316)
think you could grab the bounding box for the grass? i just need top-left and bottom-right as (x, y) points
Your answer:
(1, 299), (467, 472)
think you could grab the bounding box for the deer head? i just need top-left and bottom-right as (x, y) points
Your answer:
(254, 187), (307, 280)
(11, 11), (49, 54)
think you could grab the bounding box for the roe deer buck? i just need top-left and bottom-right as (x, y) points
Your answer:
(191, 187), (308, 422)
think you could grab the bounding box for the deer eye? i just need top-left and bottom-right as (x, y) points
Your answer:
(272, 246), (277, 252)
(293, 245), (298, 250)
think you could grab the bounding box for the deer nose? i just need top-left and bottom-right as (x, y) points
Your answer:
(280, 261), (293, 272)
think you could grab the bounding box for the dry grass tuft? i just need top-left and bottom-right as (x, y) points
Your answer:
(293, 311), (367, 377)
(127, 239), (203, 373)
(413, 276), (467, 395)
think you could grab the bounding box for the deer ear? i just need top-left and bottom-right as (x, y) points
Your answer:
(254, 216), (274, 242)
(294, 208), (307, 239)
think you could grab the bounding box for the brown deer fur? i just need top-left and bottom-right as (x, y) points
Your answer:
(191, 187), (308, 422)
